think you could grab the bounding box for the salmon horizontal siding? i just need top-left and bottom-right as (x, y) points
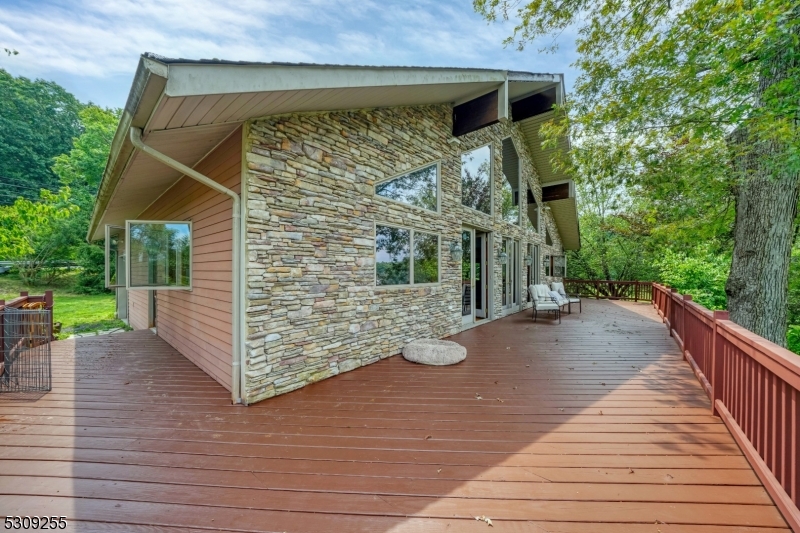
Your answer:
(128, 290), (149, 331)
(135, 128), (241, 391)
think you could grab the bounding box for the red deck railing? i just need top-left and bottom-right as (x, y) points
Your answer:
(652, 283), (800, 531)
(0, 291), (55, 374)
(564, 279), (653, 302)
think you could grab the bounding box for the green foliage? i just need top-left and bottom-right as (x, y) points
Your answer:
(787, 245), (800, 325)
(0, 69), (83, 204)
(0, 188), (80, 283)
(787, 325), (800, 355)
(73, 243), (107, 294)
(52, 105), (119, 194)
(654, 246), (730, 310)
(0, 74), (119, 294)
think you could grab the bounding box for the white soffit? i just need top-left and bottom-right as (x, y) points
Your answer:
(90, 56), (570, 240)
(97, 122), (239, 236)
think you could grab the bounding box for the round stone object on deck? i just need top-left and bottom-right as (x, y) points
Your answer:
(402, 339), (466, 365)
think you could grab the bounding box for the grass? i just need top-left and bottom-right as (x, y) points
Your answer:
(0, 270), (129, 340)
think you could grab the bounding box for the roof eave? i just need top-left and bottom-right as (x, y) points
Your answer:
(87, 56), (168, 241)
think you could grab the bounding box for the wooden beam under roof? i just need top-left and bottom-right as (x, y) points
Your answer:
(452, 90), (499, 137)
(511, 86), (557, 122)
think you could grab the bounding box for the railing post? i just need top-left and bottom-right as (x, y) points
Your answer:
(683, 294), (692, 357)
(44, 290), (54, 341)
(0, 299), (4, 374)
(710, 310), (730, 417)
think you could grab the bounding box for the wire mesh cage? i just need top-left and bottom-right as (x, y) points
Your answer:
(1, 308), (52, 393)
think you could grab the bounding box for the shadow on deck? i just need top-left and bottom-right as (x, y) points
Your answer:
(0, 300), (788, 532)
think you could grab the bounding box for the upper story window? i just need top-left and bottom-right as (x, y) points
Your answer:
(375, 163), (438, 211)
(500, 175), (520, 224)
(461, 145), (491, 215)
(526, 188), (540, 233)
(501, 138), (520, 225)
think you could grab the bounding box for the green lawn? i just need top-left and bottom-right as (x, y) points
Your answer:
(0, 271), (128, 339)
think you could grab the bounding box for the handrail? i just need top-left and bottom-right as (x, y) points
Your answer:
(652, 282), (800, 531)
(564, 279), (653, 302)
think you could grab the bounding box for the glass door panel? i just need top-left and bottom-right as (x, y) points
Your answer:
(462, 229), (473, 324)
(503, 238), (520, 313)
(475, 233), (487, 319)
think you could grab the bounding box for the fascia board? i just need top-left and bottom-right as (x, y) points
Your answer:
(88, 57), (168, 241)
(165, 64), (508, 98)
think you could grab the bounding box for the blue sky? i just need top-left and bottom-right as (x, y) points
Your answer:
(0, 0), (578, 109)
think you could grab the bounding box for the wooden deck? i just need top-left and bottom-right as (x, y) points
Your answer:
(0, 300), (789, 532)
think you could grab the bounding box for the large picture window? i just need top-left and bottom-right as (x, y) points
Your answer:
(126, 221), (192, 290)
(376, 224), (439, 286)
(461, 145), (491, 214)
(375, 163), (438, 211)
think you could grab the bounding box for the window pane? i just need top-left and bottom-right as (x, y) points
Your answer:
(501, 175), (519, 224)
(413, 232), (438, 284)
(461, 230), (472, 316)
(376, 164), (437, 211)
(461, 146), (491, 214)
(375, 225), (410, 285)
(129, 222), (191, 288)
(553, 255), (565, 277)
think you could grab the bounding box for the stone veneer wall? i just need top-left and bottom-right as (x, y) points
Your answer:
(243, 104), (564, 403)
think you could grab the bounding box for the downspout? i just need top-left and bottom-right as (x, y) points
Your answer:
(129, 127), (244, 404)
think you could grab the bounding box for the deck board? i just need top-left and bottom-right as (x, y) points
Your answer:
(0, 300), (790, 531)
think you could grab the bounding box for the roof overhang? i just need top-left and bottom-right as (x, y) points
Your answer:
(89, 55), (577, 245)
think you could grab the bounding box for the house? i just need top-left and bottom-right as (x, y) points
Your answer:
(89, 53), (580, 405)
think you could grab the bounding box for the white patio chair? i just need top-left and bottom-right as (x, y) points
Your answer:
(551, 282), (582, 314)
(528, 284), (562, 324)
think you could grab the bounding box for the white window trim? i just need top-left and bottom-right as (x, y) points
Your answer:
(374, 161), (442, 214)
(105, 224), (126, 289)
(125, 219), (193, 291)
(373, 222), (441, 288)
(460, 143), (493, 217)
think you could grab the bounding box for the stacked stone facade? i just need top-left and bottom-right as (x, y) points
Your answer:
(243, 104), (564, 404)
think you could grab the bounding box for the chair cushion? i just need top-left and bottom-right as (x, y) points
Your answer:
(534, 284), (550, 301)
(551, 282), (567, 298)
(549, 290), (567, 305)
(536, 302), (560, 310)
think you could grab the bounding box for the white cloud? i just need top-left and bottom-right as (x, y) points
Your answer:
(0, 0), (578, 106)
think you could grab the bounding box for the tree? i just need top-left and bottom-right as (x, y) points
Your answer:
(0, 69), (83, 204)
(51, 105), (120, 293)
(0, 188), (79, 283)
(475, 0), (800, 346)
(52, 105), (119, 195)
